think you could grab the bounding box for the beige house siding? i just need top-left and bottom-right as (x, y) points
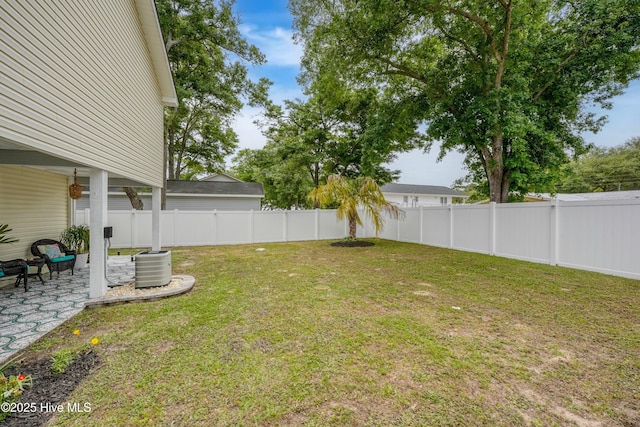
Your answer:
(0, 166), (68, 261)
(0, 0), (165, 187)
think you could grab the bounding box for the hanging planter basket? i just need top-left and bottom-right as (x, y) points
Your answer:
(69, 168), (83, 200)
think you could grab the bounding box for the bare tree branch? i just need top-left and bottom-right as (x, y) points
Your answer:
(532, 51), (578, 101)
(377, 57), (430, 84)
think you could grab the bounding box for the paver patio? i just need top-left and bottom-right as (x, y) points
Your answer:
(0, 257), (135, 363)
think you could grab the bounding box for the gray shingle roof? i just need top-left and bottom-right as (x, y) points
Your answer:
(380, 183), (467, 197)
(166, 180), (264, 196)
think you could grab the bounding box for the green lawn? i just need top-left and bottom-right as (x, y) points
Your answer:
(25, 240), (640, 425)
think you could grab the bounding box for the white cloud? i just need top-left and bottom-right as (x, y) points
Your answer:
(240, 24), (303, 67)
(230, 109), (467, 187)
(270, 85), (305, 106)
(232, 83), (304, 149)
(232, 106), (266, 151)
(387, 148), (467, 187)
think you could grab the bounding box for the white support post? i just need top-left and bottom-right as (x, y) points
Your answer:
(315, 208), (319, 240)
(151, 187), (161, 251)
(89, 169), (108, 298)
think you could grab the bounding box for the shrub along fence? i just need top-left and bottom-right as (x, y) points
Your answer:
(77, 198), (640, 280)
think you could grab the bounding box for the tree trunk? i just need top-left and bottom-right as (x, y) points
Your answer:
(487, 135), (508, 203)
(488, 167), (503, 203)
(487, 171), (511, 203)
(123, 187), (144, 210)
(167, 140), (175, 181)
(309, 162), (321, 208)
(348, 216), (357, 239)
(500, 170), (511, 203)
(161, 183), (167, 210)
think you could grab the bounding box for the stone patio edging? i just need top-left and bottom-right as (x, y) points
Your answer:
(84, 275), (195, 308)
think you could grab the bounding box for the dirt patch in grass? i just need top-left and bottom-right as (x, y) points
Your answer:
(2, 350), (100, 427)
(412, 290), (434, 297)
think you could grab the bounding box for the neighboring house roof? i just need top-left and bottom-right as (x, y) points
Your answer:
(530, 190), (640, 202)
(381, 183), (468, 198)
(199, 172), (244, 183)
(81, 180), (265, 197)
(166, 180), (264, 197)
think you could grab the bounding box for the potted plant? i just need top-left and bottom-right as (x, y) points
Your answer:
(60, 225), (90, 268)
(0, 224), (19, 245)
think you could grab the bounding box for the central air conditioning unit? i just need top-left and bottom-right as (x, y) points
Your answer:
(134, 250), (172, 289)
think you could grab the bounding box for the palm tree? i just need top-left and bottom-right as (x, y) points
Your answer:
(309, 174), (402, 239)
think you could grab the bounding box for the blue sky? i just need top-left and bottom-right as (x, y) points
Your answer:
(232, 0), (640, 187)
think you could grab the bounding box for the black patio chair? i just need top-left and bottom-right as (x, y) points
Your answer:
(0, 258), (28, 291)
(31, 239), (76, 280)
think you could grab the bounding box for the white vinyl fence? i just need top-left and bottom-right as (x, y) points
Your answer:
(77, 199), (640, 280)
(75, 209), (348, 247)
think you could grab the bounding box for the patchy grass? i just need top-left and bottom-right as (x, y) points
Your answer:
(17, 240), (640, 426)
(108, 248), (149, 256)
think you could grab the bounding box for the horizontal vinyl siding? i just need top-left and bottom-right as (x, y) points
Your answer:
(76, 195), (262, 211)
(0, 166), (68, 260)
(0, 0), (164, 187)
(165, 197), (261, 211)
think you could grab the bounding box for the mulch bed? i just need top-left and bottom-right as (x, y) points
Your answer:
(2, 350), (100, 426)
(330, 240), (375, 247)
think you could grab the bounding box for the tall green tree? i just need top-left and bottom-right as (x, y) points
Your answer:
(557, 137), (640, 192)
(233, 96), (332, 209)
(237, 82), (422, 208)
(309, 174), (401, 239)
(151, 0), (271, 207)
(297, 78), (423, 183)
(291, 0), (640, 202)
(260, 97), (336, 190)
(233, 146), (315, 209)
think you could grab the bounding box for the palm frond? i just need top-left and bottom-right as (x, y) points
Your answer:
(0, 224), (18, 245)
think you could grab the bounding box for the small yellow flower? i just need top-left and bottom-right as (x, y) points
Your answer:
(73, 329), (80, 335)
(91, 337), (99, 345)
